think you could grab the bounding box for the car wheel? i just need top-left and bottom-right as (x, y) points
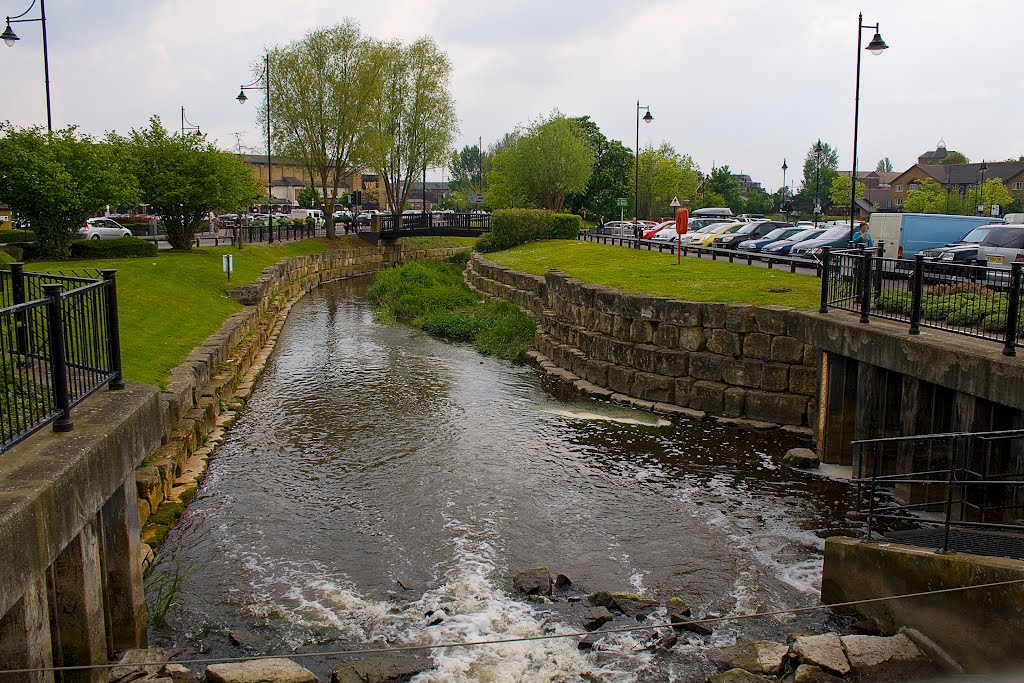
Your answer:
(121, 232), (131, 238)
(91, 235), (101, 240)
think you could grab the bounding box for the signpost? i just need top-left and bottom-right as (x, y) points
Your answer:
(670, 195), (681, 208)
(675, 208), (689, 265)
(468, 192), (485, 205)
(616, 197), (628, 221)
(222, 253), (234, 282)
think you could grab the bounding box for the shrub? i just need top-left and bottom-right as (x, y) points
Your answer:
(0, 230), (37, 244)
(875, 289), (911, 314)
(550, 213), (583, 239)
(0, 250), (14, 267)
(477, 209), (554, 253)
(70, 237), (157, 259)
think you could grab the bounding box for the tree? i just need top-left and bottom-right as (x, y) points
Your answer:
(116, 117), (259, 250)
(796, 141), (839, 213)
(267, 21), (382, 238)
(692, 191), (727, 210)
(876, 157), (894, 173)
(449, 144), (483, 195)
(745, 187), (774, 215)
(564, 116), (632, 220)
(364, 36), (458, 216)
(940, 151), (970, 165)
(704, 166), (743, 211)
(902, 179), (947, 214)
(0, 124), (137, 259)
(965, 178), (1012, 216)
(297, 185), (321, 209)
(635, 143), (700, 219)
(829, 175), (865, 213)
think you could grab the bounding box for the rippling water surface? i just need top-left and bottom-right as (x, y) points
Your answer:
(149, 277), (859, 681)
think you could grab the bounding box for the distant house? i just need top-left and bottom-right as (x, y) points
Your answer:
(732, 173), (763, 199)
(889, 162), (1024, 209)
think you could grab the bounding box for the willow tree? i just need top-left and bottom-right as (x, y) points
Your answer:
(364, 37), (457, 214)
(266, 21), (381, 237)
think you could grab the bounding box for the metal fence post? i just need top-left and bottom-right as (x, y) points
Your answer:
(909, 254), (925, 335)
(100, 269), (126, 390)
(43, 283), (73, 432)
(860, 251), (873, 323)
(1003, 262), (1022, 356)
(819, 247), (831, 313)
(11, 262), (28, 355)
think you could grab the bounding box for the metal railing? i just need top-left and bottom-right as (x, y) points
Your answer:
(853, 429), (1024, 559)
(0, 263), (124, 452)
(376, 212), (491, 233)
(820, 246), (1024, 355)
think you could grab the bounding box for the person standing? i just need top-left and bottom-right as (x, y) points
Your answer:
(852, 221), (875, 248)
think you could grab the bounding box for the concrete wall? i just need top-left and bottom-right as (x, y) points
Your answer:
(823, 537), (1024, 673)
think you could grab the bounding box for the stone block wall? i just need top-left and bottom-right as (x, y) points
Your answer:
(467, 255), (818, 428)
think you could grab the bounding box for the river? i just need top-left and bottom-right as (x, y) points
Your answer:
(148, 277), (860, 682)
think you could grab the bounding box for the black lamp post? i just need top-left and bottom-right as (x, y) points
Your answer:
(849, 12), (889, 243)
(781, 158), (788, 219)
(978, 160), (989, 215)
(181, 106), (201, 137)
(3, 0), (52, 132)
(634, 101), (653, 248)
(814, 140), (822, 226)
(237, 53), (272, 243)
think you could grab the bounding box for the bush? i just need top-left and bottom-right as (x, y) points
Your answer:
(0, 250), (14, 267)
(477, 209), (554, 253)
(550, 213), (583, 239)
(0, 230), (36, 244)
(23, 237), (159, 260)
(875, 289), (911, 314)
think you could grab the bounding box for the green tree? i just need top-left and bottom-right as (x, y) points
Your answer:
(876, 157), (894, 172)
(704, 166), (743, 211)
(965, 178), (1012, 216)
(796, 141), (839, 213)
(829, 175), (865, 214)
(365, 36), (458, 215)
(115, 117), (259, 250)
(902, 179), (947, 213)
(449, 144), (484, 195)
(0, 124), (137, 259)
(266, 21), (382, 238)
(635, 143), (700, 219)
(745, 187), (774, 215)
(564, 116), (631, 220)
(940, 151), (970, 165)
(692, 191), (727, 210)
(297, 185), (321, 209)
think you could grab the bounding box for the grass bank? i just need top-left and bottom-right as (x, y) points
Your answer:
(487, 240), (822, 309)
(367, 255), (535, 361)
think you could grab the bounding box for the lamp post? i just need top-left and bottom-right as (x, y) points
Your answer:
(2, 0), (52, 132)
(237, 53), (272, 243)
(634, 101), (653, 249)
(781, 158), (788, 220)
(181, 106), (201, 137)
(814, 140), (822, 226)
(978, 160), (988, 215)
(849, 12), (889, 243)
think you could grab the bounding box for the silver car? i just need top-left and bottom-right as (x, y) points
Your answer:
(77, 218), (132, 240)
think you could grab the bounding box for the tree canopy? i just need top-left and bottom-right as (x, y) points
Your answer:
(940, 151), (970, 165)
(829, 175), (865, 212)
(635, 143), (700, 219)
(704, 166), (743, 211)
(876, 157), (894, 172)
(796, 141), (839, 213)
(902, 179), (948, 214)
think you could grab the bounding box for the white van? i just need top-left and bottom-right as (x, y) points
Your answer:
(290, 209), (324, 223)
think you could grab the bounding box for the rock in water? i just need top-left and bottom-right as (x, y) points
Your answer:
(608, 593), (658, 619)
(707, 668), (775, 683)
(109, 649), (167, 681)
(791, 633), (851, 676)
(206, 658), (317, 683)
(709, 640), (789, 675)
(782, 448), (820, 468)
(840, 633), (924, 671)
(555, 573), (572, 588)
(512, 565), (553, 596)
(665, 597), (692, 623)
(793, 664), (845, 683)
(581, 606), (614, 631)
(331, 657), (428, 683)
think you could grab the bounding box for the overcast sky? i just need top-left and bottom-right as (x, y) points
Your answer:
(3, 0), (1022, 190)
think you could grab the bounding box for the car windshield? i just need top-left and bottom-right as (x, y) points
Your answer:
(761, 228), (789, 240)
(788, 228), (825, 241)
(960, 226), (994, 243)
(734, 223), (764, 235)
(817, 226), (851, 240)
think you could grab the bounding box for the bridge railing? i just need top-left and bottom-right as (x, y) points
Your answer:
(819, 247), (1024, 355)
(377, 212), (491, 233)
(1, 263), (124, 452)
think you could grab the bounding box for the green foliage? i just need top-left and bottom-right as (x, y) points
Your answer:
(550, 213), (582, 239)
(876, 157), (894, 173)
(0, 230), (36, 244)
(876, 289), (912, 314)
(796, 141), (839, 213)
(964, 178), (1012, 216)
(367, 260), (536, 360)
(0, 124), (138, 259)
(0, 250), (13, 266)
(1, 354), (51, 434)
(449, 144), (484, 196)
(635, 143), (700, 219)
(476, 209), (556, 252)
(745, 187), (775, 215)
(297, 185), (321, 209)
(940, 151), (970, 165)
(704, 166), (744, 211)
(829, 175), (865, 210)
(902, 179), (949, 214)
(146, 554), (198, 627)
(692, 191), (728, 210)
(71, 237), (158, 259)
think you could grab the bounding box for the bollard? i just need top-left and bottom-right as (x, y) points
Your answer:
(100, 270), (126, 389)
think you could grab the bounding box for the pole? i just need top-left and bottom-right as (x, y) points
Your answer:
(634, 101), (640, 249)
(850, 12), (864, 244)
(39, 0), (51, 132)
(265, 53), (273, 243)
(782, 160), (787, 221)
(815, 141), (821, 226)
(181, 105), (185, 137)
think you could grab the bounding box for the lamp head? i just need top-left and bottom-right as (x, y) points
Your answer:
(236, 89), (248, 104)
(1, 21), (19, 47)
(642, 110), (653, 124)
(866, 31), (888, 55)
(782, 159), (788, 171)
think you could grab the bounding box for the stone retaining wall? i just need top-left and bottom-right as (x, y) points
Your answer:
(466, 255), (818, 430)
(136, 245), (465, 572)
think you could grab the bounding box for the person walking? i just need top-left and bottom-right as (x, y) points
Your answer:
(852, 221), (875, 248)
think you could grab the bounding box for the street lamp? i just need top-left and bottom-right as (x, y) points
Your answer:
(849, 12), (889, 243)
(181, 106), (201, 137)
(237, 53), (273, 243)
(814, 140), (823, 226)
(634, 101), (653, 249)
(781, 158), (788, 219)
(3, 0), (52, 132)
(979, 160), (988, 215)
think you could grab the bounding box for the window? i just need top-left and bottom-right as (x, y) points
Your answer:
(1013, 182), (1023, 191)
(895, 184), (903, 192)
(908, 183), (920, 192)
(895, 197), (903, 206)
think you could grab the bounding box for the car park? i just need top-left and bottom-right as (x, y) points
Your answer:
(77, 218), (132, 240)
(760, 228), (827, 256)
(710, 220), (792, 250)
(790, 226), (858, 258)
(736, 226), (808, 252)
(643, 220), (675, 240)
(686, 222), (745, 247)
(920, 225), (1001, 264)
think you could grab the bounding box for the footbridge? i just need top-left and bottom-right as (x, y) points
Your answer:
(358, 211), (490, 243)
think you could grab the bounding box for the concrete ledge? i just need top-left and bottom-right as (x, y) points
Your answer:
(0, 382), (162, 618)
(822, 536), (1024, 673)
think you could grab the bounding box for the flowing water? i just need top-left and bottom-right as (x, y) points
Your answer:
(149, 277), (860, 681)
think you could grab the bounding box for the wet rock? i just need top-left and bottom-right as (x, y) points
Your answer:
(163, 663), (199, 682)
(707, 668), (775, 683)
(331, 657), (429, 683)
(581, 606), (614, 631)
(206, 658), (317, 683)
(425, 609), (446, 626)
(782, 448), (820, 469)
(110, 648), (166, 681)
(396, 578), (422, 593)
(643, 630), (678, 651)
(228, 628), (258, 649)
(791, 633), (851, 676)
(851, 619), (882, 635)
(512, 565), (552, 596)
(608, 593), (658, 619)
(665, 597), (692, 623)
(554, 573), (573, 588)
(578, 632), (604, 650)
(709, 640), (789, 676)
(840, 633), (923, 671)
(588, 591), (614, 608)
(793, 664), (844, 683)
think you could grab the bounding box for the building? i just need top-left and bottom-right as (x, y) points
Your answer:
(889, 162), (1024, 210)
(733, 173), (764, 198)
(407, 181), (452, 210)
(239, 154), (360, 209)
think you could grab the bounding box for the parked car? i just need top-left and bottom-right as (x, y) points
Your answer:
(687, 222), (746, 247)
(643, 220), (675, 240)
(736, 226), (808, 252)
(920, 225), (1002, 264)
(790, 226), (860, 258)
(977, 225), (1024, 268)
(77, 218), (132, 240)
(759, 228), (827, 255)
(217, 214), (240, 227)
(710, 221), (791, 250)
(678, 222), (731, 246)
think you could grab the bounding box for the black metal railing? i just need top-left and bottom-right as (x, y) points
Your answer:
(376, 212), (491, 234)
(820, 246), (1024, 354)
(230, 221), (320, 247)
(853, 429), (1024, 559)
(0, 263), (123, 452)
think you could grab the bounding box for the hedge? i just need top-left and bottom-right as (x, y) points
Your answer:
(476, 209), (581, 253)
(22, 237), (158, 260)
(0, 230), (37, 244)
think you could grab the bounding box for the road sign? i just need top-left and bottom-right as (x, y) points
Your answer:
(670, 196), (681, 207)
(616, 198), (628, 207)
(992, 204), (1001, 216)
(468, 193), (485, 205)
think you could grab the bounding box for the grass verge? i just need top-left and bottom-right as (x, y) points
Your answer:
(487, 240), (822, 309)
(401, 236), (478, 250)
(367, 256), (535, 361)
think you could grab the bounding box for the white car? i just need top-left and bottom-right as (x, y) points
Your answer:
(77, 218), (132, 240)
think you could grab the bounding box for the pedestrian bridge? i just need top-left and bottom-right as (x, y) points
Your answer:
(359, 212), (490, 243)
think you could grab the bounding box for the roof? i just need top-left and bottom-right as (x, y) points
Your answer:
(876, 172), (900, 186)
(270, 176), (306, 187)
(917, 162), (1024, 185)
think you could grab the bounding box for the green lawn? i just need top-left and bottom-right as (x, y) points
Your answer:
(29, 240), (334, 388)
(487, 240), (822, 309)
